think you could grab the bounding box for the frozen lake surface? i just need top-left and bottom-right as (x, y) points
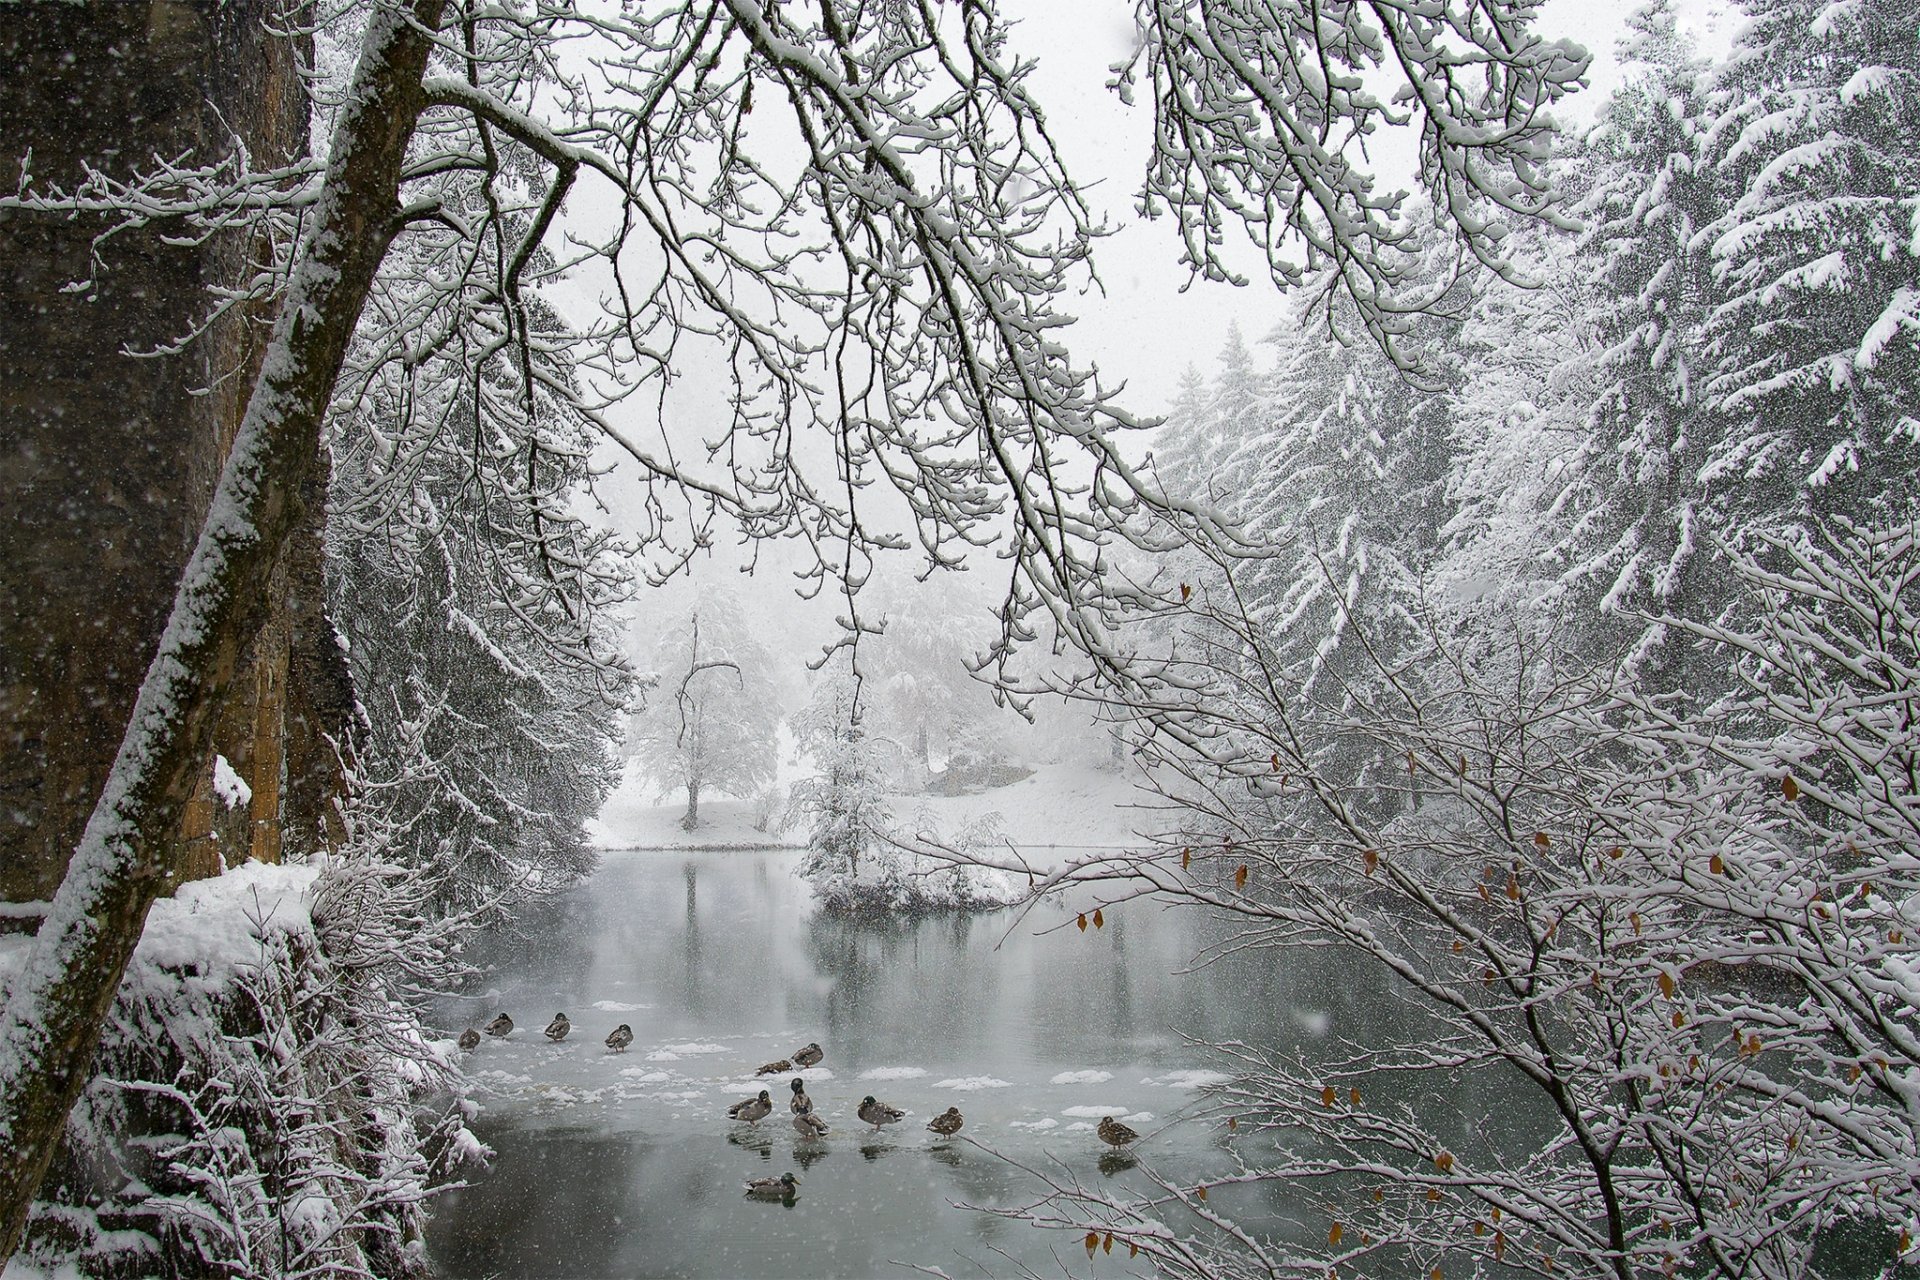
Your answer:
(423, 848), (1500, 1277)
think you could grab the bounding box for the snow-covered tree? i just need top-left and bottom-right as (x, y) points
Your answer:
(628, 593), (778, 831)
(323, 204), (636, 906)
(1699, 0), (1920, 521)
(788, 658), (899, 910)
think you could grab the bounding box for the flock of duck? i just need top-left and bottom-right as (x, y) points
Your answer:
(454, 1012), (1141, 1200)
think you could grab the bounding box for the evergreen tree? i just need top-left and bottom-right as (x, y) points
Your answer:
(330, 347), (633, 915)
(1699, 0), (1920, 522)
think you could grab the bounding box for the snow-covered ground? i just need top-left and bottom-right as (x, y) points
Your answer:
(588, 758), (1161, 864)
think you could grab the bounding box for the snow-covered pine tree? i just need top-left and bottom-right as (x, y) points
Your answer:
(1699, 0), (1920, 524)
(329, 299), (633, 917)
(1558, 2), (1726, 669)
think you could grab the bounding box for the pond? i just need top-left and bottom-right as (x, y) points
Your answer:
(423, 848), (1526, 1278)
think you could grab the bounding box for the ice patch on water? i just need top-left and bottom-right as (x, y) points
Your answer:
(660, 1042), (728, 1054)
(859, 1067), (928, 1081)
(620, 1069), (672, 1083)
(1009, 1118), (1059, 1131)
(1123, 1112), (1154, 1124)
(1050, 1069), (1113, 1085)
(934, 1076), (1014, 1091)
(1293, 1008), (1331, 1036)
(1064, 1122), (1097, 1132)
(1142, 1069), (1232, 1089)
(1061, 1105), (1126, 1118)
(592, 1000), (649, 1012)
(646, 1051), (681, 1062)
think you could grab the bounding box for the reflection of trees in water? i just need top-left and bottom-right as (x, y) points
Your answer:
(805, 910), (997, 1036)
(681, 862), (703, 1017)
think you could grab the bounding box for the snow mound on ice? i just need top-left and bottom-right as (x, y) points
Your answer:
(933, 1075), (1014, 1091)
(1142, 1069), (1231, 1089)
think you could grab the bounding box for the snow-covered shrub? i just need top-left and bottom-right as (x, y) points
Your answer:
(10, 860), (480, 1279)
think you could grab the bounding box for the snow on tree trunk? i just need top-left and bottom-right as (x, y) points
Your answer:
(0, 1), (447, 1259)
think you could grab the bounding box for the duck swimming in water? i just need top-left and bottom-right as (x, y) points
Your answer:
(744, 1172), (800, 1199)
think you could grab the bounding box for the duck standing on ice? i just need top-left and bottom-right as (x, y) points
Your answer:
(927, 1107), (964, 1139)
(729, 1090), (774, 1126)
(858, 1095), (905, 1132)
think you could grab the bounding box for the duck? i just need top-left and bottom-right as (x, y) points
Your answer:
(1098, 1116), (1139, 1149)
(457, 1027), (481, 1052)
(857, 1095), (905, 1131)
(605, 1024), (633, 1052)
(792, 1105), (830, 1140)
(927, 1106), (964, 1138)
(544, 1012), (570, 1042)
(484, 1013), (513, 1037)
(789, 1077), (812, 1114)
(755, 1058), (793, 1076)
(744, 1172), (800, 1199)
(793, 1042), (824, 1068)
(728, 1089), (774, 1125)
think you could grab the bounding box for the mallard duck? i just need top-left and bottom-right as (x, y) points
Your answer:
(544, 1012), (570, 1042)
(857, 1095), (905, 1131)
(457, 1027), (481, 1052)
(792, 1105), (830, 1140)
(605, 1024), (633, 1052)
(927, 1106), (964, 1137)
(792, 1042), (824, 1068)
(728, 1089), (774, 1125)
(1098, 1116), (1139, 1149)
(484, 1013), (513, 1037)
(744, 1172), (800, 1199)
(755, 1058), (793, 1076)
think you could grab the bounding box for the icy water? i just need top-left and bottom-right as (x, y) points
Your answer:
(423, 850), (1525, 1278)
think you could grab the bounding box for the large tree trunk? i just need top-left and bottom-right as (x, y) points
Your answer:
(0, 1), (314, 914)
(0, 1), (446, 1259)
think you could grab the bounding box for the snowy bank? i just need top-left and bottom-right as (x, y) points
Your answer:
(7, 859), (473, 1279)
